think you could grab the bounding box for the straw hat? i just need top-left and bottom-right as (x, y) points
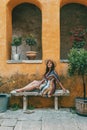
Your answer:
(44, 59), (57, 67)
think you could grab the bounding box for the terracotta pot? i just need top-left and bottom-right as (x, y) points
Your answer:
(26, 51), (37, 60)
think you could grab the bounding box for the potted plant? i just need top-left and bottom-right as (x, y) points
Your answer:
(11, 37), (22, 60)
(25, 34), (37, 60)
(68, 26), (87, 116)
(70, 26), (87, 49)
(68, 48), (87, 116)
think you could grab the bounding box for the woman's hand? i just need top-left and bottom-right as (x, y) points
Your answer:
(58, 81), (66, 92)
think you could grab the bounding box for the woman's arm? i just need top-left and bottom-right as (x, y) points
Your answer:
(39, 78), (45, 85)
(58, 81), (66, 91)
(53, 71), (66, 91)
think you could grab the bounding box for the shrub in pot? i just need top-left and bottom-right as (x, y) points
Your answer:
(25, 34), (37, 60)
(11, 37), (22, 60)
(68, 48), (87, 116)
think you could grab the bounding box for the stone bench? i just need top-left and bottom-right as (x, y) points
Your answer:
(11, 89), (70, 111)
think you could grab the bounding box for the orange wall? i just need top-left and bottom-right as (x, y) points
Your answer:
(0, 0), (87, 108)
(0, 0), (81, 76)
(0, 0), (64, 76)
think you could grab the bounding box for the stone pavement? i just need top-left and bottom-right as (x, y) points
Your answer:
(0, 108), (87, 130)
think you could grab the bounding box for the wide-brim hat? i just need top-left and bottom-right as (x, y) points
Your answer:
(44, 59), (57, 67)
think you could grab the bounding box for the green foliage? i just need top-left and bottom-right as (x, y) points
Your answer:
(10, 103), (20, 111)
(70, 26), (87, 49)
(25, 34), (37, 51)
(11, 37), (22, 47)
(11, 37), (22, 54)
(68, 48), (87, 76)
(68, 48), (87, 99)
(72, 40), (86, 49)
(28, 104), (35, 110)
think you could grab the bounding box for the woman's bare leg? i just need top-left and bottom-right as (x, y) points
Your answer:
(16, 80), (40, 92)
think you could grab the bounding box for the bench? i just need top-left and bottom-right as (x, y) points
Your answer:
(11, 89), (70, 111)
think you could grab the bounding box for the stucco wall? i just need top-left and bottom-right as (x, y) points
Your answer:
(0, 0), (87, 108)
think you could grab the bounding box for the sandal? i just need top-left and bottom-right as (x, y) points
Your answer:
(23, 110), (35, 114)
(10, 89), (17, 94)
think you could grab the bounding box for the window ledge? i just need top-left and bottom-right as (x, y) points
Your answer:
(60, 59), (69, 63)
(7, 60), (43, 64)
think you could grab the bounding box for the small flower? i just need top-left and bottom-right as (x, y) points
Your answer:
(70, 26), (87, 49)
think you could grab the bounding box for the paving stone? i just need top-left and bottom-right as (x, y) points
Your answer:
(0, 110), (23, 119)
(18, 110), (42, 121)
(0, 109), (87, 130)
(42, 119), (64, 130)
(1, 119), (17, 127)
(74, 116), (87, 130)
(0, 119), (3, 125)
(0, 127), (13, 130)
(60, 118), (80, 130)
(14, 120), (41, 130)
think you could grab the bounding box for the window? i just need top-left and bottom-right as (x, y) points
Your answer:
(12, 3), (42, 60)
(60, 3), (87, 60)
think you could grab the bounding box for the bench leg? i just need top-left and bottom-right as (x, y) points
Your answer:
(54, 96), (58, 110)
(23, 96), (28, 111)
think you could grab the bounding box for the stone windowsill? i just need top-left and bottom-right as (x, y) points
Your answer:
(7, 60), (43, 64)
(7, 59), (68, 64)
(60, 59), (69, 63)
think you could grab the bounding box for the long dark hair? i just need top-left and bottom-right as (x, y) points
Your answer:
(44, 60), (55, 76)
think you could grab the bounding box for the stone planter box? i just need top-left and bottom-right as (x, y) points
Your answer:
(0, 94), (9, 112)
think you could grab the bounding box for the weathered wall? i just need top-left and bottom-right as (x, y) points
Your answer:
(0, 0), (87, 108)
(12, 3), (42, 60)
(60, 3), (87, 59)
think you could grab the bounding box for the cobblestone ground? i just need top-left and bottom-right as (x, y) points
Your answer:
(0, 109), (87, 130)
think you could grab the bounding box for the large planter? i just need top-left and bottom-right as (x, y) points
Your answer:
(0, 94), (9, 112)
(26, 51), (37, 60)
(75, 97), (87, 116)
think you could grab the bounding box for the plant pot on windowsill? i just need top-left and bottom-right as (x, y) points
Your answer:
(26, 51), (37, 60)
(11, 37), (22, 60)
(13, 53), (20, 60)
(25, 34), (37, 60)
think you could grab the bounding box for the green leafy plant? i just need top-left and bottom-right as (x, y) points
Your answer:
(28, 104), (35, 110)
(70, 26), (87, 49)
(68, 48), (87, 99)
(25, 34), (37, 51)
(10, 103), (20, 111)
(11, 37), (22, 54)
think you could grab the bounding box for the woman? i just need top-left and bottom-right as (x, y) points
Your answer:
(11, 59), (66, 96)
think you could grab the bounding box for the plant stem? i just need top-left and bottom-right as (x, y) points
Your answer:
(30, 46), (32, 51)
(16, 46), (17, 54)
(82, 75), (86, 100)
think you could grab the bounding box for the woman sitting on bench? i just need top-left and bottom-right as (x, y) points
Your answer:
(11, 59), (66, 97)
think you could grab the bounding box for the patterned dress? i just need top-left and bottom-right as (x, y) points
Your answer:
(40, 70), (60, 97)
